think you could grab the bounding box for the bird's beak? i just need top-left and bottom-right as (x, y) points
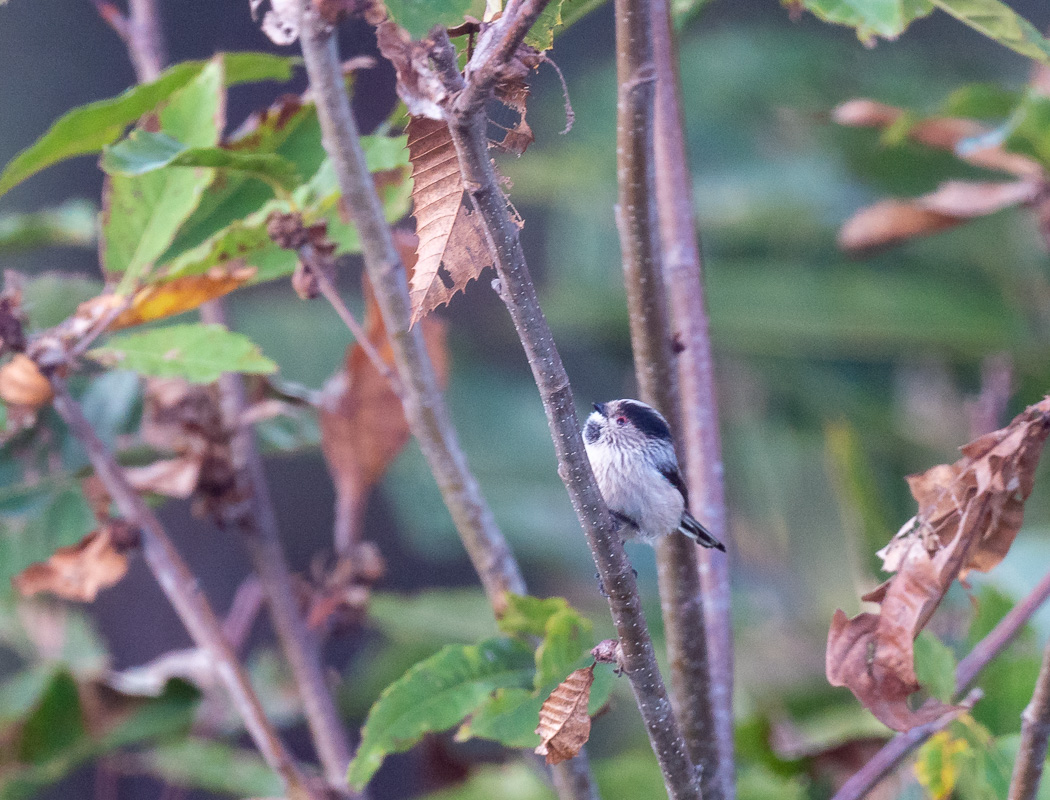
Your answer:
(592, 402), (606, 416)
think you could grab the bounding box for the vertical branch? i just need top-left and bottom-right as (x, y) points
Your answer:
(203, 298), (355, 794)
(1009, 640), (1050, 800)
(425, 3), (701, 794)
(651, 0), (734, 795)
(49, 377), (313, 800)
(292, 5), (599, 799)
(615, 0), (719, 796)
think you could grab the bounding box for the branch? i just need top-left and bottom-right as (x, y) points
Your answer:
(427, 18), (701, 799)
(47, 377), (315, 800)
(614, 0), (719, 796)
(833, 569), (1050, 800)
(651, 0), (734, 794)
(1010, 638), (1050, 800)
(200, 301), (354, 794)
(126, 0), (167, 82)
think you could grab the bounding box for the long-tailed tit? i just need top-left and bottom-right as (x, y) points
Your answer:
(583, 399), (725, 551)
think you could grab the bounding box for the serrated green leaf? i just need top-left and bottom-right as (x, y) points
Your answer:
(17, 671), (84, 765)
(89, 323), (277, 384)
(142, 738), (282, 797)
(0, 53), (297, 198)
(101, 59), (225, 282)
(929, 0), (1050, 65)
(527, 0), (610, 48)
(346, 637), (534, 790)
(460, 687), (543, 748)
(0, 201), (96, 254)
(535, 608), (591, 688)
(102, 131), (301, 194)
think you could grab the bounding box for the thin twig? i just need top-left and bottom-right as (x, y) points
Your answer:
(429, 10), (701, 797)
(48, 376), (314, 800)
(293, 6), (600, 798)
(614, 0), (718, 795)
(651, 0), (734, 794)
(1010, 638), (1050, 800)
(200, 300), (355, 794)
(126, 0), (167, 82)
(833, 569), (1050, 800)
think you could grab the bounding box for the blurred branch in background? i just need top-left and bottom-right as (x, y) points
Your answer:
(1009, 637), (1050, 800)
(613, 0), (722, 796)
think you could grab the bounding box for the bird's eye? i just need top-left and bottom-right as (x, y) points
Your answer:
(615, 416), (627, 426)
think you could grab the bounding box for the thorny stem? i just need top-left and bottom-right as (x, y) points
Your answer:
(429, 6), (700, 797)
(48, 377), (314, 800)
(1010, 638), (1050, 800)
(294, 6), (601, 798)
(200, 301), (354, 793)
(651, 0), (734, 793)
(615, 0), (718, 795)
(833, 569), (1050, 800)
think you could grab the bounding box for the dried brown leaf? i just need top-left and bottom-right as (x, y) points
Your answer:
(319, 232), (448, 538)
(13, 523), (138, 602)
(375, 21), (448, 120)
(124, 456), (204, 499)
(827, 397), (1050, 731)
(406, 116), (493, 323)
(491, 45), (544, 155)
(0, 353), (53, 408)
(535, 664), (595, 765)
(838, 180), (1040, 253)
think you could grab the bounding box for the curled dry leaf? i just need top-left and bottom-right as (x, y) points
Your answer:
(0, 353), (53, 408)
(124, 456), (204, 500)
(406, 117), (493, 323)
(491, 44), (544, 155)
(375, 21), (448, 120)
(319, 231), (448, 546)
(535, 663), (595, 765)
(838, 180), (1041, 253)
(827, 397), (1050, 731)
(108, 264), (257, 329)
(13, 522), (139, 602)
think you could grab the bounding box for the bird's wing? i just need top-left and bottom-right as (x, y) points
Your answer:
(658, 464), (690, 506)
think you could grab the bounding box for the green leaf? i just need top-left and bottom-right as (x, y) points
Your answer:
(0, 667), (54, 726)
(534, 608), (591, 688)
(419, 762), (551, 800)
(527, 0), (610, 49)
(0, 486), (95, 586)
(1004, 93), (1050, 169)
(941, 83), (1021, 120)
(0, 53), (297, 198)
(792, 0), (933, 42)
(914, 632), (958, 704)
(102, 131), (302, 194)
(916, 730), (969, 800)
(101, 59), (225, 282)
(346, 637), (534, 790)
(142, 738), (283, 797)
(89, 323), (276, 384)
(928, 0), (1050, 65)
(499, 594), (573, 638)
(19, 273), (104, 331)
(385, 0), (484, 39)
(0, 201), (96, 254)
(17, 671), (84, 765)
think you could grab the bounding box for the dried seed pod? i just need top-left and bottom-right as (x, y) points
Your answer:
(0, 354), (53, 408)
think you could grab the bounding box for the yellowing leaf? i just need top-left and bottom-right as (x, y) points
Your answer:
(108, 265), (257, 329)
(915, 731), (969, 800)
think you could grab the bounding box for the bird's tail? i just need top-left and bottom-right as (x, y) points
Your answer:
(679, 511), (726, 552)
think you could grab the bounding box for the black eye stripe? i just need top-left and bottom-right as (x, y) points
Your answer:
(619, 402), (672, 442)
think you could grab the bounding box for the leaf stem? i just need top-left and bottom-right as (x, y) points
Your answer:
(429, 6), (701, 795)
(293, 6), (600, 797)
(200, 300), (355, 794)
(615, 0), (720, 795)
(651, 0), (734, 793)
(48, 375), (314, 800)
(833, 568), (1050, 800)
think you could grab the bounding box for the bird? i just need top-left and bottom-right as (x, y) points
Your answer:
(583, 398), (725, 551)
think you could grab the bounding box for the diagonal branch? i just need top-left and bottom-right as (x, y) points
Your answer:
(200, 302), (355, 794)
(48, 376), (314, 800)
(427, 9), (701, 798)
(651, 0), (734, 794)
(615, 0), (719, 795)
(292, 4), (599, 798)
(833, 568), (1050, 800)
